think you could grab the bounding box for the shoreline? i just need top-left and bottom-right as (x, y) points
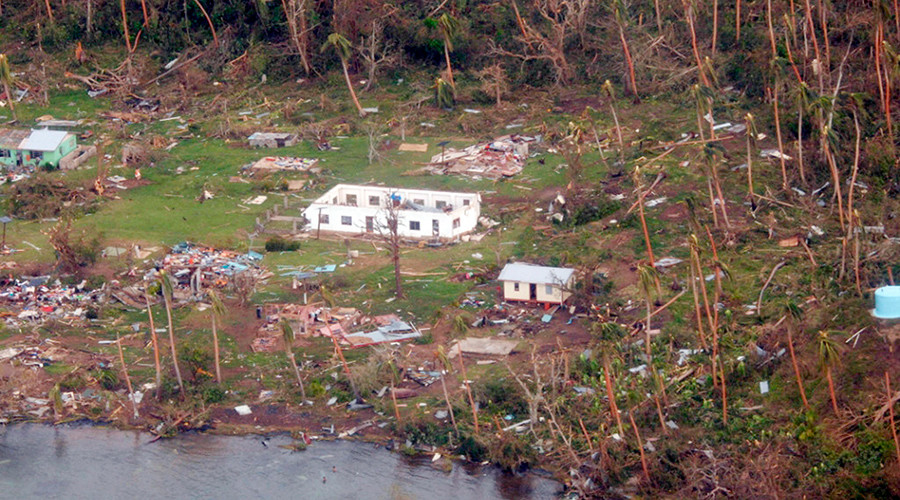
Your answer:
(1, 401), (562, 481)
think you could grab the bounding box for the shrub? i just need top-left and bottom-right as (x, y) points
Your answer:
(94, 368), (119, 390)
(265, 236), (301, 252)
(204, 387), (226, 404)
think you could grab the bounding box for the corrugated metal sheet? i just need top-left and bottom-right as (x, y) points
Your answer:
(19, 129), (69, 152)
(498, 262), (575, 285)
(0, 128), (29, 150)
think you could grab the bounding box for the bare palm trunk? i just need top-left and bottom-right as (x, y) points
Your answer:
(390, 378), (401, 424)
(287, 351), (307, 399)
(797, 98), (806, 185)
(162, 287), (185, 395)
(2, 80), (16, 121)
(191, 0), (219, 47)
(629, 410), (650, 483)
(211, 315), (221, 384)
(440, 374), (459, 435)
(116, 333), (140, 419)
(609, 101), (625, 162)
(44, 0), (54, 22)
(689, 256), (709, 350)
(711, 0), (719, 56)
(144, 293), (162, 400)
(886, 372), (900, 472)
(120, 0), (131, 52)
(685, 4), (711, 87)
(602, 354), (624, 436)
(826, 366), (839, 414)
(456, 348), (479, 433)
(616, 21), (639, 101)
(443, 41), (455, 89)
(773, 84), (789, 190)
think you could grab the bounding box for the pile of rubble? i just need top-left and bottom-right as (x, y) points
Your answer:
(252, 303), (419, 351)
(110, 243), (272, 308)
(423, 135), (541, 179)
(154, 242), (270, 294)
(0, 276), (103, 326)
(244, 156), (321, 175)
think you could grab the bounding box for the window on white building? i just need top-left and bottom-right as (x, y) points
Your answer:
(319, 214), (329, 224)
(452, 218), (460, 229)
(545, 284), (553, 295)
(341, 216), (352, 226)
(513, 282), (519, 292)
(369, 196), (380, 206)
(346, 194), (357, 206)
(409, 221), (420, 230)
(435, 200), (447, 209)
(462, 199), (470, 206)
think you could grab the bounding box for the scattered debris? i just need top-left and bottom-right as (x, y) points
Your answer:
(398, 143), (428, 152)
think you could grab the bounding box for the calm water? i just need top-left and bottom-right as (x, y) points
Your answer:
(0, 424), (561, 499)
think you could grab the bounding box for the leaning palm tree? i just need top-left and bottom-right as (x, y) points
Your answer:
(144, 292), (162, 400)
(159, 271), (185, 395)
(818, 331), (841, 415)
(0, 54), (17, 121)
(436, 346), (459, 435)
(437, 13), (458, 90)
(116, 332), (139, 420)
(744, 113), (758, 210)
(322, 32), (365, 116)
(637, 264), (668, 429)
(280, 319), (306, 400)
(784, 301), (810, 410)
(637, 263), (659, 360)
(208, 290), (225, 384)
(601, 80), (625, 161)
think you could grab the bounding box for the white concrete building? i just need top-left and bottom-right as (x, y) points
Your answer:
(498, 263), (576, 305)
(302, 184), (481, 240)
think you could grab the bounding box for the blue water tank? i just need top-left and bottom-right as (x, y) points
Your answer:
(874, 286), (900, 319)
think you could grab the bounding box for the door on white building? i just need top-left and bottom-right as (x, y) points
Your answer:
(366, 216), (374, 233)
(432, 219), (439, 237)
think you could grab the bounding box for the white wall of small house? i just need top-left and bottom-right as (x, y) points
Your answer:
(503, 281), (531, 302)
(502, 276), (575, 304)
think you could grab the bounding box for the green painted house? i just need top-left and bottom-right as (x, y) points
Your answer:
(0, 128), (78, 169)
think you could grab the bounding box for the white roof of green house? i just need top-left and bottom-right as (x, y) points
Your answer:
(19, 129), (70, 152)
(498, 263), (575, 285)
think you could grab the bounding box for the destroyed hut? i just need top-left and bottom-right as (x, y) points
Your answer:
(425, 134), (540, 179)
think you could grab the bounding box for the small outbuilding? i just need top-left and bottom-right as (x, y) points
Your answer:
(498, 262), (576, 306)
(248, 132), (299, 148)
(0, 128), (80, 170)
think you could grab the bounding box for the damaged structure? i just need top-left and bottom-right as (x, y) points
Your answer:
(302, 184), (481, 240)
(247, 132), (299, 148)
(498, 262), (576, 306)
(0, 128), (92, 171)
(423, 134), (540, 179)
(253, 303), (419, 351)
